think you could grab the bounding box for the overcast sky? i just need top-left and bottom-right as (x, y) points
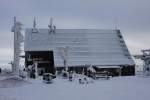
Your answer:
(0, 0), (150, 65)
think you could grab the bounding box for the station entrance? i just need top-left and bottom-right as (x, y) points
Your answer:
(25, 51), (55, 75)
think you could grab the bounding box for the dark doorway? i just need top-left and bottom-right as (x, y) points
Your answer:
(25, 51), (55, 74)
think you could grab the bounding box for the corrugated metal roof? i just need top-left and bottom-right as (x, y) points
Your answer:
(24, 29), (135, 67)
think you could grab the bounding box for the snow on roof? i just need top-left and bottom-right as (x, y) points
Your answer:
(95, 66), (121, 68)
(24, 29), (135, 67)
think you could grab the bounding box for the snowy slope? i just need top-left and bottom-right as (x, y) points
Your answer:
(0, 76), (150, 100)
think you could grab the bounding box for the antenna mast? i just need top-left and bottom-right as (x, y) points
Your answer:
(11, 16), (24, 75)
(48, 17), (56, 34)
(114, 17), (118, 30)
(32, 17), (38, 33)
(12, 16), (23, 75)
(13, 16), (17, 73)
(50, 17), (53, 27)
(33, 17), (36, 29)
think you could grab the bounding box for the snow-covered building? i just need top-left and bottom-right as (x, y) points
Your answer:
(24, 27), (135, 76)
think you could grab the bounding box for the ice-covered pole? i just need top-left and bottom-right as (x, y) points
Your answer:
(13, 17), (18, 74)
(34, 62), (38, 78)
(11, 17), (23, 75)
(14, 16), (19, 75)
(60, 47), (69, 72)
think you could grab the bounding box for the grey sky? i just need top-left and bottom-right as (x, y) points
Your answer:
(0, 0), (150, 65)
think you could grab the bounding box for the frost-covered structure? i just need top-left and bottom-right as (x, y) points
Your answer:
(134, 49), (150, 76)
(24, 26), (135, 75)
(11, 17), (23, 75)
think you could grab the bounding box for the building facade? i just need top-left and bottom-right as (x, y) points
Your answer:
(24, 28), (135, 76)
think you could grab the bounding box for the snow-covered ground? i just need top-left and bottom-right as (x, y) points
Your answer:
(0, 75), (150, 100)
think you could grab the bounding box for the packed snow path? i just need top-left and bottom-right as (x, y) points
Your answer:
(0, 76), (150, 100)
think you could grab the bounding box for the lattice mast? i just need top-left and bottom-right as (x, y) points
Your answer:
(11, 17), (23, 74)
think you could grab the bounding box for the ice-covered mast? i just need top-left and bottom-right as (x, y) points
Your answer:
(59, 47), (69, 72)
(32, 17), (38, 33)
(48, 17), (56, 34)
(11, 17), (23, 75)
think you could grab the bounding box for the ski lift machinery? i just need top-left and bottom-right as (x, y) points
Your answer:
(134, 49), (150, 76)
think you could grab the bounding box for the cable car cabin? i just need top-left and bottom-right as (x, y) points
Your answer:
(25, 51), (55, 75)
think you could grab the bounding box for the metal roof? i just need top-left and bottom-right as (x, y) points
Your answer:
(24, 29), (135, 67)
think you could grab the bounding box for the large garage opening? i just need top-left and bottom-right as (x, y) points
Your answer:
(25, 51), (55, 75)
